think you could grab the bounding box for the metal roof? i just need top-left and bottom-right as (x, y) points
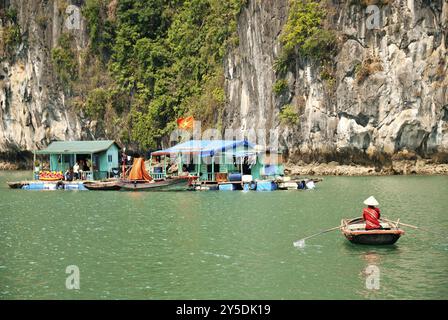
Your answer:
(35, 140), (119, 155)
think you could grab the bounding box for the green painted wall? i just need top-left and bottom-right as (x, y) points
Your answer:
(50, 154), (72, 172)
(106, 144), (120, 169)
(98, 152), (108, 172)
(50, 154), (59, 171)
(48, 143), (119, 175)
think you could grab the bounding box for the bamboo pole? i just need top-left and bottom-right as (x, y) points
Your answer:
(383, 218), (442, 235)
(211, 155), (214, 182)
(33, 150), (36, 180)
(197, 153), (200, 178)
(293, 225), (342, 248)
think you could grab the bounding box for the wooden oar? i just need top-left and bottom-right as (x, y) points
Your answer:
(383, 218), (442, 235)
(293, 225), (342, 248)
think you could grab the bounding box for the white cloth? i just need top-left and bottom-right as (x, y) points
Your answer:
(305, 181), (316, 190)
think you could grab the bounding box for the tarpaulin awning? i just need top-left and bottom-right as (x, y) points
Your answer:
(128, 158), (152, 181)
(151, 140), (257, 157)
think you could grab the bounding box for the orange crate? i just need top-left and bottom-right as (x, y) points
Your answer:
(215, 173), (228, 183)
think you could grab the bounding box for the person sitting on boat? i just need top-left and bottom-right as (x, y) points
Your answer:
(178, 164), (191, 177)
(65, 168), (74, 182)
(167, 162), (178, 174)
(363, 196), (382, 230)
(152, 158), (163, 174)
(73, 161), (80, 180)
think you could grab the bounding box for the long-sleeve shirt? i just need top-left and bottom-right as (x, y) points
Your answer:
(363, 207), (381, 230)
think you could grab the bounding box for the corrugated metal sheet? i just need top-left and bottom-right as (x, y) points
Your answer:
(36, 140), (119, 154)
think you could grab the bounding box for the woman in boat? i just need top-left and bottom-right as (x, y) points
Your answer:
(363, 196), (381, 230)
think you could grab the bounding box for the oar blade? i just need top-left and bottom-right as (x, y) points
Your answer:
(293, 225), (342, 248)
(293, 239), (306, 248)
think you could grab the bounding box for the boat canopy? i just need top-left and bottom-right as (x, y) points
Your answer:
(151, 140), (257, 158)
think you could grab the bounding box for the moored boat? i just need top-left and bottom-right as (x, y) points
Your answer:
(83, 180), (122, 191)
(119, 176), (192, 191)
(7, 181), (28, 189)
(341, 217), (404, 245)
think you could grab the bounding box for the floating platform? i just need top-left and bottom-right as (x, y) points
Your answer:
(7, 180), (88, 191)
(189, 178), (321, 192)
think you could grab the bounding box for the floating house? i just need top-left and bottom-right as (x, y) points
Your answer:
(151, 140), (284, 183)
(35, 140), (120, 180)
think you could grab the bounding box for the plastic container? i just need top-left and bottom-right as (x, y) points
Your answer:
(219, 183), (235, 191)
(215, 173), (228, 182)
(277, 176), (291, 182)
(306, 181), (316, 190)
(228, 173), (242, 181)
(27, 183), (45, 190)
(256, 180), (277, 191)
(65, 184), (88, 191)
(242, 175), (253, 183)
(278, 182), (298, 190)
(43, 184), (57, 190)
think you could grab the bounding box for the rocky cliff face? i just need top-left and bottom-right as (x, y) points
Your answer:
(224, 0), (448, 165)
(0, 0), (88, 163)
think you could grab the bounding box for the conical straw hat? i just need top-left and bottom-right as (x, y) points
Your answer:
(364, 196), (379, 206)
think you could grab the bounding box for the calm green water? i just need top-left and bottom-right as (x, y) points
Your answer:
(0, 171), (447, 300)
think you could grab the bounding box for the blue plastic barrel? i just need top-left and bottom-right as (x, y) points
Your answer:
(28, 183), (45, 190)
(256, 181), (277, 191)
(228, 173), (242, 181)
(219, 183), (235, 191)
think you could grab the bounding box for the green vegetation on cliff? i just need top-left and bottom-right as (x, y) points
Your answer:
(74, 0), (246, 149)
(280, 0), (336, 60)
(1, 8), (22, 52)
(279, 104), (299, 125)
(274, 0), (337, 117)
(51, 33), (78, 85)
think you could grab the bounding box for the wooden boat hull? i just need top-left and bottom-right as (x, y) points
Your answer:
(119, 177), (191, 191)
(341, 218), (404, 245)
(7, 181), (26, 189)
(83, 181), (122, 191)
(344, 233), (402, 245)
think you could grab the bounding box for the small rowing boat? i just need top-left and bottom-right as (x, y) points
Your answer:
(83, 180), (122, 191)
(341, 217), (404, 245)
(7, 181), (27, 189)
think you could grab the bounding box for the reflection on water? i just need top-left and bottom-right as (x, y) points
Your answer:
(0, 172), (447, 299)
(363, 251), (381, 265)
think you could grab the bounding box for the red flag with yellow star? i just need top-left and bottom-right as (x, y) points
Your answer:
(177, 116), (194, 129)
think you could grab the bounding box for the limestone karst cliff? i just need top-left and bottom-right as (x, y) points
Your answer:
(0, 0), (447, 168)
(0, 1), (88, 160)
(224, 0), (448, 165)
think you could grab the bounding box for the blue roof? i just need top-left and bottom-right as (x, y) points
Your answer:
(152, 140), (255, 157)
